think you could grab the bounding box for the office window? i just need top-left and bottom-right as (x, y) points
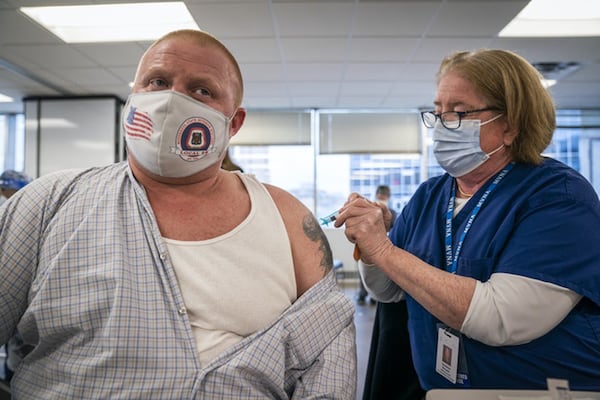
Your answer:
(228, 145), (315, 212)
(3, 108), (599, 205)
(347, 154), (422, 213)
(229, 145), (425, 218)
(229, 108), (600, 220)
(0, 116), (5, 168)
(549, 109), (600, 195)
(319, 111), (421, 154)
(0, 114), (25, 172)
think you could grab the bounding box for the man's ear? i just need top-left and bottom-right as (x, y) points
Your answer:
(229, 107), (246, 139)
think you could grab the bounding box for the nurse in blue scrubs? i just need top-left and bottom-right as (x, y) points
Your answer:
(336, 49), (600, 391)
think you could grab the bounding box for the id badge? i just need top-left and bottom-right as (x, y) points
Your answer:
(436, 326), (459, 383)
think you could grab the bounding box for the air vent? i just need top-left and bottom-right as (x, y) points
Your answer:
(532, 62), (580, 80)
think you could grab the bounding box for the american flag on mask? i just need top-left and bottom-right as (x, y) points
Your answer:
(124, 106), (153, 139)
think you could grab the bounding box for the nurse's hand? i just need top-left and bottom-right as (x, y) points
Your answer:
(334, 193), (395, 265)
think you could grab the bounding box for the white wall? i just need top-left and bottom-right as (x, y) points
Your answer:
(324, 227), (358, 277)
(24, 96), (123, 178)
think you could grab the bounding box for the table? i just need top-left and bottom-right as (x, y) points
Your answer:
(426, 389), (600, 400)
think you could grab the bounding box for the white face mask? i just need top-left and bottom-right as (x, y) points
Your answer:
(123, 91), (232, 178)
(432, 114), (504, 177)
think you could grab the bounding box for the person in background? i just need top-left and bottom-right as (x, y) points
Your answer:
(0, 170), (30, 205)
(336, 49), (600, 390)
(0, 29), (356, 398)
(356, 185), (396, 305)
(374, 185), (396, 221)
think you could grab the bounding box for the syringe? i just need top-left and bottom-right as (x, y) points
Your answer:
(319, 210), (339, 226)
(319, 209), (361, 261)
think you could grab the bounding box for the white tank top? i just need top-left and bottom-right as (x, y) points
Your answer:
(165, 173), (297, 366)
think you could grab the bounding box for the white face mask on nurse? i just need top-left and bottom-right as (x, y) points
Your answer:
(421, 109), (504, 177)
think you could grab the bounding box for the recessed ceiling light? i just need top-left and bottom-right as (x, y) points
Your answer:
(20, 2), (199, 43)
(0, 93), (14, 103)
(499, 0), (600, 37)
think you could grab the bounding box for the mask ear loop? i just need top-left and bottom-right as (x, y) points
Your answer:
(480, 113), (505, 158)
(219, 111), (237, 159)
(486, 143), (505, 157)
(480, 113), (504, 127)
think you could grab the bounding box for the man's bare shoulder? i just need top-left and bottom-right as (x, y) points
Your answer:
(263, 183), (333, 295)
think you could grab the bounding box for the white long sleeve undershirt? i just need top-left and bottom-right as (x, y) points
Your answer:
(359, 262), (581, 346)
(462, 273), (581, 345)
(358, 261), (405, 302)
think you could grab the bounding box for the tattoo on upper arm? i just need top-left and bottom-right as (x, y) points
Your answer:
(303, 214), (333, 274)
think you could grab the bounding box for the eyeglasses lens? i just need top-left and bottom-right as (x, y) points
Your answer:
(423, 112), (436, 127)
(442, 112), (460, 129)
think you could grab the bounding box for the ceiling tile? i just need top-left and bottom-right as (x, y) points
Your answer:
(273, 3), (354, 36)
(288, 81), (340, 97)
(187, 2), (274, 37)
(344, 63), (403, 80)
(428, 1), (527, 37)
(411, 38), (495, 62)
(241, 63), (286, 82)
(222, 38), (281, 63)
(285, 63), (345, 81)
(353, 2), (440, 36)
(51, 67), (123, 86)
(2, 44), (96, 68)
(73, 43), (146, 67)
(347, 38), (421, 62)
(280, 37), (348, 62)
(0, 0), (598, 112)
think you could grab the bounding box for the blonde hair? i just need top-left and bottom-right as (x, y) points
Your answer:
(437, 49), (556, 165)
(138, 29), (244, 108)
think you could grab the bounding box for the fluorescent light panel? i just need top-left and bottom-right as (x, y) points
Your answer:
(0, 93), (14, 103)
(20, 2), (199, 43)
(499, 0), (600, 37)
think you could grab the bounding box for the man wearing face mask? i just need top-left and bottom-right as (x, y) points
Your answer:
(0, 30), (356, 399)
(336, 49), (600, 391)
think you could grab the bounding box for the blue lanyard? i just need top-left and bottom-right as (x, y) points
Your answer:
(444, 163), (514, 273)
